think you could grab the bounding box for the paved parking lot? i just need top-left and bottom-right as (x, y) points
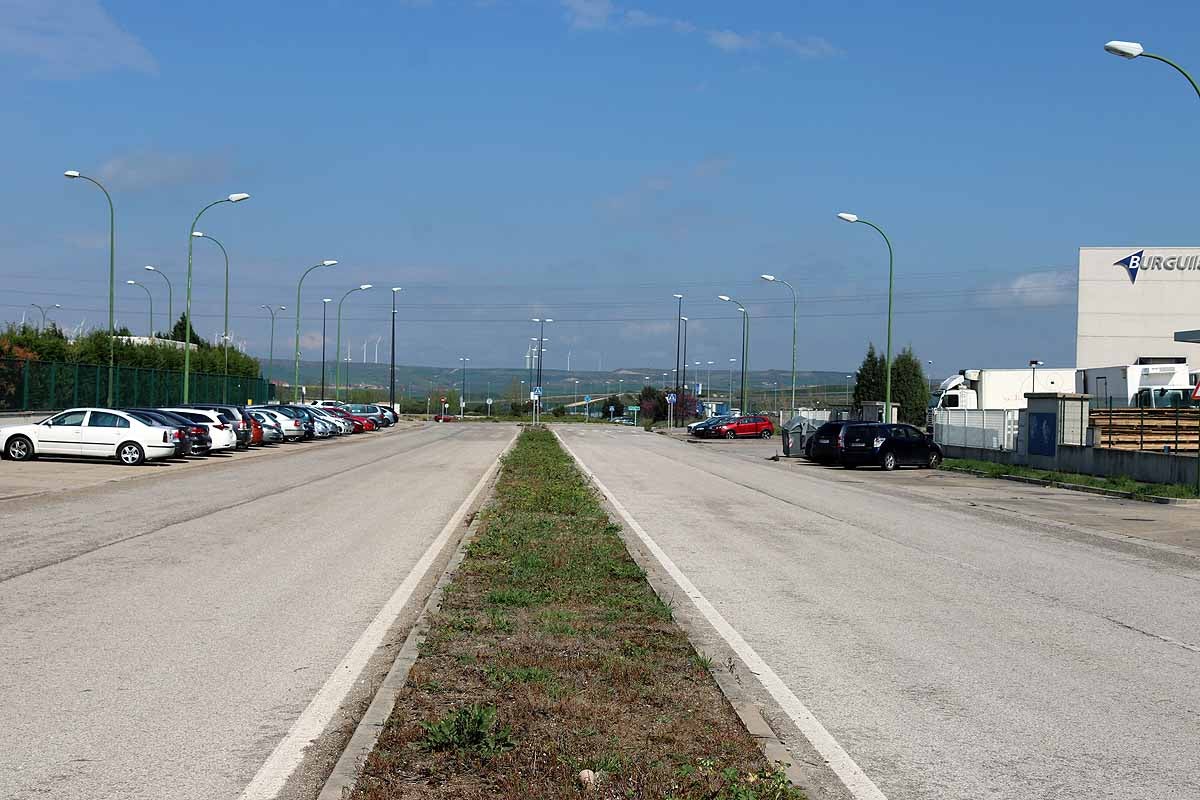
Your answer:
(560, 426), (1200, 800)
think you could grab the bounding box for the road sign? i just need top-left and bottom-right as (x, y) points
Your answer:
(1193, 381), (1200, 401)
(486, 398), (493, 405)
(608, 405), (614, 412)
(530, 392), (539, 401)
(627, 405), (640, 412)
(440, 396), (446, 403)
(667, 393), (677, 405)
(533, 386), (543, 396)
(584, 395), (592, 403)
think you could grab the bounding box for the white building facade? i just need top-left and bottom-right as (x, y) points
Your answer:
(1076, 246), (1200, 370)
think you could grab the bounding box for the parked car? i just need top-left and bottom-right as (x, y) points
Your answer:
(313, 400), (345, 409)
(325, 405), (368, 432)
(249, 406), (306, 441)
(378, 405), (398, 424)
(839, 423), (944, 470)
(144, 409), (214, 456)
(249, 415), (264, 445)
(345, 404), (387, 428)
(688, 416), (733, 437)
(161, 408), (238, 452)
(123, 409), (192, 457)
(185, 404), (253, 450)
(1, 407), (178, 465)
(433, 414), (457, 423)
(806, 421), (857, 463)
(309, 406), (351, 435)
(704, 415), (774, 440)
(249, 411), (286, 443)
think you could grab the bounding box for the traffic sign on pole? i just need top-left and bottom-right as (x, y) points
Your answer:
(486, 398), (493, 405)
(667, 393), (677, 405)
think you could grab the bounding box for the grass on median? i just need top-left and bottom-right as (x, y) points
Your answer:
(943, 457), (1200, 499)
(351, 427), (803, 800)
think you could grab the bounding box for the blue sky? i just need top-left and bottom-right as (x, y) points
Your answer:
(2, 0), (1199, 377)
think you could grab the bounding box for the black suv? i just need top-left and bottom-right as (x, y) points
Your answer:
(839, 423), (943, 470)
(806, 421), (862, 463)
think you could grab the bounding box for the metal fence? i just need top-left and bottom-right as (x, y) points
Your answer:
(933, 409), (1020, 451)
(0, 358), (274, 412)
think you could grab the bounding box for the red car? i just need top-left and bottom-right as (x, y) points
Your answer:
(712, 415), (774, 440)
(433, 414), (457, 422)
(326, 406), (371, 433)
(250, 416), (264, 445)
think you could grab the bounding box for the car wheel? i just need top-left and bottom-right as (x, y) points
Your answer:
(926, 451), (943, 469)
(5, 435), (35, 461)
(725, 430), (737, 439)
(881, 450), (897, 471)
(118, 441), (145, 466)
(760, 429), (772, 439)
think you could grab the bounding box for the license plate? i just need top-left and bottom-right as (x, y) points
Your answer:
(851, 442), (865, 447)
(818, 438), (829, 444)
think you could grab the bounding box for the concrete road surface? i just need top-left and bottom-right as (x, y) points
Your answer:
(0, 423), (515, 800)
(558, 426), (1200, 800)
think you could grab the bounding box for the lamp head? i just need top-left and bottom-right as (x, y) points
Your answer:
(125, 279), (136, 285)
(63, 170), (80, 179)
(192, 231), (204, 238)
(53, 303), (61, 309)
(227, 192), (251, 203)
(1104, 40), (1144, 59)
(760, 274), (776, 282)
(322, 260), (338, 267)
(359, 284), (372, 290)
(391, 286), (402, 292)
(673, 293), (683, 299)
(322, 298), (332, 303)
(279, 305), (287, 310)
(1029, 359), (1043, 367)
(144, 265), (156, 272)
(717, 295), (732, 302)
(680, 316), (689, 322)
(837, 212), (859, 223)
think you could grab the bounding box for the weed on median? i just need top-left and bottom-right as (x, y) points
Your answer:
(351, 428), (804, 800)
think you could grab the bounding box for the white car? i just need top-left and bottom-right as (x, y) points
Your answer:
(161, 408), (238, 451)
(249, 407), (305, 441)
(309, 406), (351, 435)
(0, 407), (178, 465)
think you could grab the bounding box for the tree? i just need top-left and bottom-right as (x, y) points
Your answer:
(638, 385), (666, 423)
(853, 343), (885, 408)
(168, 313), (206, 346)
(890, 346), (930, 426)
(601, 394), (625, 419)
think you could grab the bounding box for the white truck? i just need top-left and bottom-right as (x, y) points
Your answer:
(928, 367), (1075, 424)
(1076, 362), (1194, 408)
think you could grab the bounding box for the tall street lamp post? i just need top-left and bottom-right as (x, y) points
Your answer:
(183, 192), (250, 402)
(1029, 359), (1043, 393)
(1104, 41), (1200, 98)
(292, 260), (338, 402)
(64, 170), (116, 405)
(845, 375), (853, 406)
(837, 212), (895, 419)
(532, 317), (552, 421)
(459, 357), (470, 411)
(321, 298), (332, 401)
(718, 296), (750, 412)
(390, 287), (402, 410)
(680, 317), (689, 410)
(336, 285), (373, 402)
(729, 358), (737, 401)
(192, 232), (235, 401)
(761, 274), (798, 414)
(143, 266), (172, 330)
(125, 280), (153, 336)
(261, 305), (285, 389)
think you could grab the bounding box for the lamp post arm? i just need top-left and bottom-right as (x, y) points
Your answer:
(183, 198), (229, 401)
(1143, 52), (1200, 100)
(294, 262), (329, 402)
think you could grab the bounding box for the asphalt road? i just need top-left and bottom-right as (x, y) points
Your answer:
(0, 423), (515, 800)
(558, 427), (1200, 800)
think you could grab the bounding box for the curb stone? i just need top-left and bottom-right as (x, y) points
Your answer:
(940, 465), (1200, 505)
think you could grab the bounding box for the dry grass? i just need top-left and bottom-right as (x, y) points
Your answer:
(351, 428), (802, 800)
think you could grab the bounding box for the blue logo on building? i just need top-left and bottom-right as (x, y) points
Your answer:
(1114, 250), (1143, 285)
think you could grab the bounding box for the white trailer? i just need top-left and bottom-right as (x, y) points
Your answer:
(1076, 362), (1193, 408)
(929, 367), (1075, 419)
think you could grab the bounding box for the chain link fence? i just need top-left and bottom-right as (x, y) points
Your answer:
(0, 358), (274, 412)
(933, 409), (1020, 451)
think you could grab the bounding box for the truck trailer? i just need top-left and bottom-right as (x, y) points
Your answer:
(928, 367), (1075, 422)
(1076, 362), (1194, 408)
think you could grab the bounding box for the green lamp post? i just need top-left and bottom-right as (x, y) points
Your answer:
(335, 285), (373, 402)
(125, 280), (153, 337)
(293, 260), (339, 402)
(192, 232), (233, 401)
(837, 212), (895, 419)
(63, 170), (116, 405)
(1104, 41), (1200, 98)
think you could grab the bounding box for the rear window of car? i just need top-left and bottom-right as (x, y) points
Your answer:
(843, 424), (879, 443)
(814, 423), (841, 436)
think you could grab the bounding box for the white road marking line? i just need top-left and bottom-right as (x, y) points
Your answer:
(238, 430), (518, 800)
(555, 429), (889, 800)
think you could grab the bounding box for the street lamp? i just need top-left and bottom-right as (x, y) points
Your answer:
(927, 359), (935, 395)
(292, 259), (339, 402)
(459, 356), (470, 410)
(183, 192), (250, 402)
(321, 298), (332, 401)
(531, 317), (553, 421)
(261, 305), (286, 387)
(672, 293), (684, 397)
(718, 296), (750, 412)
(336, 285), (372, 402)
(64, 169), (116, 405)
(143, 266), (172, 331)
(125, 280), (153, 336)
(837, 211), (895, 420)
(192, 231), (235, 401)
(845, 374), (853, 406)
(728, 358), (737, 402)
(1030, 359), (1044, 393)
(761, 274), (798, 413)
(680, 316), (689, 409)
(29, 303), (61, 331)
(1104, 41), (1200, 98)
(390, 287), (402, 410)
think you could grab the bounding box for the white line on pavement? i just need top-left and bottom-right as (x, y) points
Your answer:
(238, 429), (518, 800)
(555, 429), (889, 800)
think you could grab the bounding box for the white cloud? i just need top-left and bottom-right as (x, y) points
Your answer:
(561, 0), (613, 30)
(0, 0), (157, 78)
(999, 269), (1077, 307)
(766, 31), (838, 58)
(707, 29), (758, 53)
(622, 9), (694, 34)
(97, 151), (232, 191)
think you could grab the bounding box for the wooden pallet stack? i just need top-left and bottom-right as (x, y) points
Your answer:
(1090, 408), (1200, 453)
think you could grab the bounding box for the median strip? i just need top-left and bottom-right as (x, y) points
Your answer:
(346, 427), (803, 799)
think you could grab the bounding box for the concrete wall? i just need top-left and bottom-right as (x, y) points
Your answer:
(944, 442), (1198, 487)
